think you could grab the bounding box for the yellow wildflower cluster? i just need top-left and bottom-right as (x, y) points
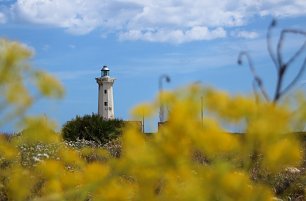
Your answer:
(0, 39), (64, 128)
(0, 39), (304, 200)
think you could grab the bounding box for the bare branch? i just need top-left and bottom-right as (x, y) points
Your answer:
(275, 29), (306, 68)
(276, 31), (285, 69)
(252, 80), (260, 103)
(273, 69), (285, 102)
(280, 57), (306, 98)
(267, 19), (279, 69)
(273, 29), (306, 102)
(281, 29), (306, 66)
(240, 19), (306, 103)
(282, 29), (306, 36)
(287, 41), (306, 67)
(238, 52), (270, 101)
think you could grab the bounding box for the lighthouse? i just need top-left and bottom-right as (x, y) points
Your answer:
(96, 66), (115, 119)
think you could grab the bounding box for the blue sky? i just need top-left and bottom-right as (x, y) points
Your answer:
(1, 0), (306, 132)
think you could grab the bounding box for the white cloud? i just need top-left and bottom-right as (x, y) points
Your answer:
(259, 0), (306, 17)
(8, 0), (306, 43)
(232, 31), (259, 39)
(0, 12), (7, 24)
(13, 0), (102, 34)
(119, 27), (226, 43)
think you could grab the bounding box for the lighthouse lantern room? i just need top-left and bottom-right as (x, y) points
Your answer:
(96, 65), (115, 119)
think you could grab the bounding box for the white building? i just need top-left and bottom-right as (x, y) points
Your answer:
(96, 66), (115, 119)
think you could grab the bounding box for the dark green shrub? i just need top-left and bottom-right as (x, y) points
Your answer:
(62, 114), (124, 144)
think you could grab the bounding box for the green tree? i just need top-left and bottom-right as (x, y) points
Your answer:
(62, 114), (124, 144)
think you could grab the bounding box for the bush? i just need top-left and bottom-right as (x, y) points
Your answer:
(62, 114), (124, 145)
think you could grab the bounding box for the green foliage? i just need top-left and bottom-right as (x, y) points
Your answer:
(62, 114), (124, 144)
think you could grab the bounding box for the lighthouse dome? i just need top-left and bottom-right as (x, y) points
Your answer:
(101, 65), (109, 71)
(101, 65), (110, 77)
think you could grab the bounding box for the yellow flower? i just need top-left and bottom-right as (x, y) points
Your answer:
(59, 147), (85, 168)
(5, 82), (32, 107)
(131, 103), (156, 118)
(0, 135), (18, 160)
(36, 160), (64, 179)
(34, 71), (65, 98)
(42, 179), (63, 195)
(15, 116), (60, 144)
(263, 138), (303, 172)
(83, 162), (110, 184)
(6, 167), (35, 201)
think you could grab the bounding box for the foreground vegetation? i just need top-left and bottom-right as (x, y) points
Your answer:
(0, 36), (305, 201)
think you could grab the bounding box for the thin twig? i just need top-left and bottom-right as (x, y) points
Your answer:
(273, 67), (285, 102)
(273, 66), (285, 102)
(280, 29), (306, 67)
(252, 80), (260, 103)
(276, 30), (285, 68)
(282, 29), (306, 36)
(267, 19), (279, 69)
(287, 41), (306, 67)
(273, 29), (306, 102)
(240, 19), (306, 103)
(238, 52), (270, 101)
(283, 29), (306, 66)
(280, 57), (306, 98)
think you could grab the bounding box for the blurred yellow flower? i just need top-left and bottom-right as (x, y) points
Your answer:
(34, 71), (65, 98)
(263, 138), (303, 172)
(15, 116), (60, 144)
(131, 103), (156, 118)
(6, 167), (35, 201)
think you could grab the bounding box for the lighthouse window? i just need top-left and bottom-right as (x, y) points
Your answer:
(104, 90), (107, 94)
(104, 102), (108, 106)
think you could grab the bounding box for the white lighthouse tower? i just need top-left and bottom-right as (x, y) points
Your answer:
(96, 66), (115, 119)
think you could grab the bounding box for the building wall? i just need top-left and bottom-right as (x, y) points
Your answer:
(96, 77), (115, 119)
